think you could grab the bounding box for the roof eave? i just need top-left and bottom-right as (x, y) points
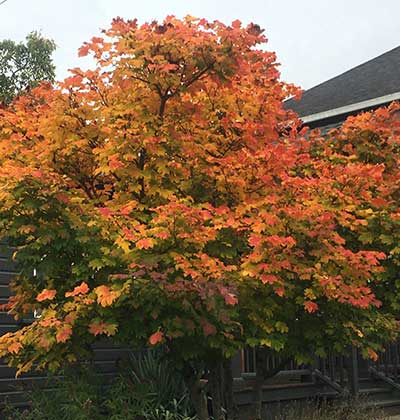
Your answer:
(301, 91), (400, 124)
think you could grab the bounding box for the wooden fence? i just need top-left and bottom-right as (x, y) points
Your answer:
(235, 345), (400, 411)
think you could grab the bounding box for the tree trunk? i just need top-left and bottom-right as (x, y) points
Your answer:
(188, 377), (209, 420)
(252, 349), (291, 420)
(253, 348), (265, 420)
(223, 358), (237, 420)
(209, 363), (224, 420)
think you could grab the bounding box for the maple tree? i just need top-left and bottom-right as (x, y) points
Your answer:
(0, 16), (398, 419)
(316, 104), (400, 320)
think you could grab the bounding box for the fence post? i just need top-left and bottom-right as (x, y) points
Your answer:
(349, 346), (359, 396)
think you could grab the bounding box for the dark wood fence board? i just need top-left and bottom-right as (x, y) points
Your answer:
(0, 285), (12, 298)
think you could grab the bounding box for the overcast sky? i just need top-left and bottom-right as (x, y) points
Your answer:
(1, 0), (399, 90)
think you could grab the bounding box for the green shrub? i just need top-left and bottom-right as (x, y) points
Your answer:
(105, 350), (195, 420)
(3, 352), (196, 420)
(3, 367), (102, 420)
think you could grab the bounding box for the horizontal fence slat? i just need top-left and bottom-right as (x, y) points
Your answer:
(0, 286), (12, 298)
(0, 272), (17, 286)
(0, 259), (18, 274)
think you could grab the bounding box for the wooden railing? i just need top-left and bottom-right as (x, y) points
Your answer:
(241, 342), (400, 397)
(372, 342), (400, 380)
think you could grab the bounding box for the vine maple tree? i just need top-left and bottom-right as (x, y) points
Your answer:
(0, 16), (398, 418)
(316, 104), (400, 321)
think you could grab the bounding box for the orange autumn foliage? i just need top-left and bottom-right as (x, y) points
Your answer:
(0, 16), (397, 378)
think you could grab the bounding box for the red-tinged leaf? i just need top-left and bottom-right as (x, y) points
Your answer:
(203, 322), (217, 337)
(39, 318), (59, 327)
(78, 44), (90, 57)
(95, 285), (119, 307)
(109, 160), (124, 169)
(65, 282), (89, 298)
(64, 312), (77, 324)
(8, 342), (22, 354)
(89, 320), (118, 336)
(0, 301), (11, 311)
(231, 19), (242, 29)
(248, 235), (262, 247)
(56, 325), (73, 343)
(149, 330), (163, 345)
(136, 238), (154, 249)
(304, 301), (318, 313)
(156, 231), (170, 240)
(224, 293), (238, 306)
(89, 322), (106, 336)
(31, 170), (42, 178)
(119, 202), (137, 215)
(275, 287), (285, 297)
(37, 335), (51, 351)
(55, 193), (70, 204)
(109, 154), (124, 169)
(98, 207), (112, 218)
(162, 63), (178, 72)
(91, 36), (104, 44)
(36, 289), (56, 302)
(368, 348), (379, 361)
(371, 197), (388, 207)
(260, 274), (278, 284)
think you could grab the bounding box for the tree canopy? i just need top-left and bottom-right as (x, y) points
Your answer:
(0, 16), (398, 419)
(0, 31), (56, 104)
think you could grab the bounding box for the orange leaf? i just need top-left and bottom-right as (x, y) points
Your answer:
(149, 330), (163, 345)
(36, 289), (56, 302)
(65, 282), (89, 297)
(31, 170), (43, 178)
(78, 44), (90, 57)
(260, 274), (278, 284)
(98, 207), (112, 218)
(224, 293), (238, 306)
(136, 238), (154, 249)
(8, 342), (22, 354)
(95, 285), (119, 307)
(89, 321), (106, 336)
(231, 19), (242, 29)
(89, 320), (118, 336)
(367, 348), (379, 361)
(56, 325), (73, 343)
(248, 235), (262, 247)
(304, 301), (318, 313)
(109, 155), (124, 169)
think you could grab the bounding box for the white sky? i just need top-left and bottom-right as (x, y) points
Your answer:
(1, 0), (399, 90)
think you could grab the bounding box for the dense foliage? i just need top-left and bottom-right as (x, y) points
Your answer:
(0, 16), (398, 418)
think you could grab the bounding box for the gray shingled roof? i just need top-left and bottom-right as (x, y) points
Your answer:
(285, 46), (400, 117)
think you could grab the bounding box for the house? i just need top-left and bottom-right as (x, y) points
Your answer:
(284, 45), (400, 132)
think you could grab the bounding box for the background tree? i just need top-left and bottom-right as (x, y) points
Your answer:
(317, 104), (400, 318)
(0, 31), (56, 104)
(0, 17), (398, 419)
